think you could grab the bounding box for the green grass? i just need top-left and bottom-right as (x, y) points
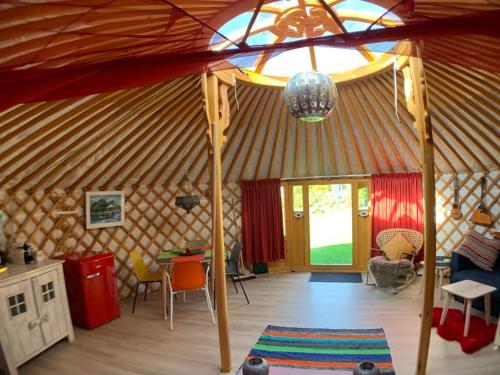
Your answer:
(310, 243), (352, 265)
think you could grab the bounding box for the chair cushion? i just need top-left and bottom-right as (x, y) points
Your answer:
(454, 230), (500, 271)
(381, 232), (415, 261)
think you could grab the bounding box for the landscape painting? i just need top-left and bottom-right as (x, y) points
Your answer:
(85, 191), (125, 229)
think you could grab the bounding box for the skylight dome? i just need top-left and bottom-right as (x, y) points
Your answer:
(211, 0), (409, 86)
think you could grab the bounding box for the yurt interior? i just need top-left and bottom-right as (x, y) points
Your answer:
(0, 1), (499, 375)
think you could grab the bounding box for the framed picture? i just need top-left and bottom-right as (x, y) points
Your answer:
(85, 191), (125, 229)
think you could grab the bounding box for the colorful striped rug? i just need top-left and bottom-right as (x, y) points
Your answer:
(246, 326), (395, 374)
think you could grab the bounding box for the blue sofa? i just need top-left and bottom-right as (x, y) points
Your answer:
(450, 252), (500, 317)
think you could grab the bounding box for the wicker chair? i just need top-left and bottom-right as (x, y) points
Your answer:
(366, 228), (424, 293)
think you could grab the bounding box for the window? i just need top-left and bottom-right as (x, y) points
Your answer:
(358, 183), (369, 210)
(292, 185), (303, 212)
(280, 185), (286, 235)
(8, 293), (27, 318)
(41, 281), (55, 303)
(211, 0), (406, 86)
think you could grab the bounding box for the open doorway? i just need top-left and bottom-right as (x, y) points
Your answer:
(309, 184), (353, 266)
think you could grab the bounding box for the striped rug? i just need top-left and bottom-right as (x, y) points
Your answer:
(247, 326), (395, 374)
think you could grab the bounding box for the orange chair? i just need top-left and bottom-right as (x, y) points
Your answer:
(165, 261), (215, 330)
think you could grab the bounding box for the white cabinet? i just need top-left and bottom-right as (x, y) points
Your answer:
(0, 260), (74, 375)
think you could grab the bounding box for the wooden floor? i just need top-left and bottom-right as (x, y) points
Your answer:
(19, 272), (499, 375)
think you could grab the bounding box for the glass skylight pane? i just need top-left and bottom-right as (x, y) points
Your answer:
(343, 21), (370, 32)
(218, 12), (253, 39)
(267, 0), (299, 10)
(334, 0), (401, 22)
(229, 54), (261, 68)
(315, 46), (367, 73)
(366, 42), (397, 53)
(250, 12), (276, 33)
(212, 0), (403, 83)
(283, 36), (306, 43)
(247, 31), (276, 46)
(342, 21), (384, 33)
(261, 47), (313, 76)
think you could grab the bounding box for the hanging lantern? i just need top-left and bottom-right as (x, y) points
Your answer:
(175, 195), (200, 213)
(284, 71), (338, 123)
(175, 174), (200, 213)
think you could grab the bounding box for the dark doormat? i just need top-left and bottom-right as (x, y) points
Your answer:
(309, 272), (362, 283)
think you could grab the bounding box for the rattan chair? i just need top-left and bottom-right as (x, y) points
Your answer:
(366, 228), (424, 293)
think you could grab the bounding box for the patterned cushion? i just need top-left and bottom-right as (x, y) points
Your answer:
(381, 232), (415, 261)
(455, 230), (500, 271)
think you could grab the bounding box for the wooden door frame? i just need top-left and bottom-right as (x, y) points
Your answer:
(279, 177), (371, 273)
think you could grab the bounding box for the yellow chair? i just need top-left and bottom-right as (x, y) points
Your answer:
(130, 250), (162, 314)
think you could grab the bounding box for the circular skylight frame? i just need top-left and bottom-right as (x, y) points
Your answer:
(210, 0), (411, 87)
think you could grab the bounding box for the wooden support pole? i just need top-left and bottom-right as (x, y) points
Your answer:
(202, 73), (232, 373)
(405, 45), (437, 375)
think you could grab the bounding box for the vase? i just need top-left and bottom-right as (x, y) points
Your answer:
(242, 357), (269, 375)
(353, 362), (381, 375)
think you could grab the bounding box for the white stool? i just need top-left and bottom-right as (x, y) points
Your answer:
(440, 279), (496, 337)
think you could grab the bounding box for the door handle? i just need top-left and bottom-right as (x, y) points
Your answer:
(84, 272), (101, 279)
(29, 320), (39, 329)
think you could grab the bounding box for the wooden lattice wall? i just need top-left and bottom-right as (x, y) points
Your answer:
(1, 172), (498, 297)
(435, 170), (499, 254)
(0, 184), (241, 298)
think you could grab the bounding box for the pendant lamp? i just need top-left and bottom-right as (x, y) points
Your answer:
(284, 71), (338, 122)
(175, 174), (200, 213)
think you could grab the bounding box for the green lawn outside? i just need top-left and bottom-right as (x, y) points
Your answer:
(310, 243), (352, 265)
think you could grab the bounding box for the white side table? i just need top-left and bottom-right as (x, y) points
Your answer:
(440, 279), (496, 337)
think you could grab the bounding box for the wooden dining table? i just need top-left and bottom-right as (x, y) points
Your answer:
(155, 248), (212, 320)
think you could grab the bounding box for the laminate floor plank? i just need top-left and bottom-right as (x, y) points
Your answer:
(18, 272), (500, 375)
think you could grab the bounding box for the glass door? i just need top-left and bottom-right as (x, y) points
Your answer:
(308, 184), (353, 266)
(282, 178), (370, 272)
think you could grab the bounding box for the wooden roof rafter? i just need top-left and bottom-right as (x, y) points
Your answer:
(1, 61), (498, 192)
(102, 84), (199, 187)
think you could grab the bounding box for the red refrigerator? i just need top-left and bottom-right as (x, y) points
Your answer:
(60, 251), (121, 329)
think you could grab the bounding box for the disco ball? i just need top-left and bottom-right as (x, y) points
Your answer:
(284, 71), (338, 123)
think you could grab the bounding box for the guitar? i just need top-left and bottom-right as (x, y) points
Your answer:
(470, 176), (493, 226)
(450, 176), (462, 220)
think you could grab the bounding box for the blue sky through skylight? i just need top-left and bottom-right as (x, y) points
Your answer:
(212, 0), (402, 77)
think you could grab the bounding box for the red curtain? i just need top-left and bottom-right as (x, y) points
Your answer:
(241, 179), (285, 264)
(371, 173), (425, 261)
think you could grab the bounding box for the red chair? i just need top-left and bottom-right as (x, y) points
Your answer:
(165, 261), (215, 330)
